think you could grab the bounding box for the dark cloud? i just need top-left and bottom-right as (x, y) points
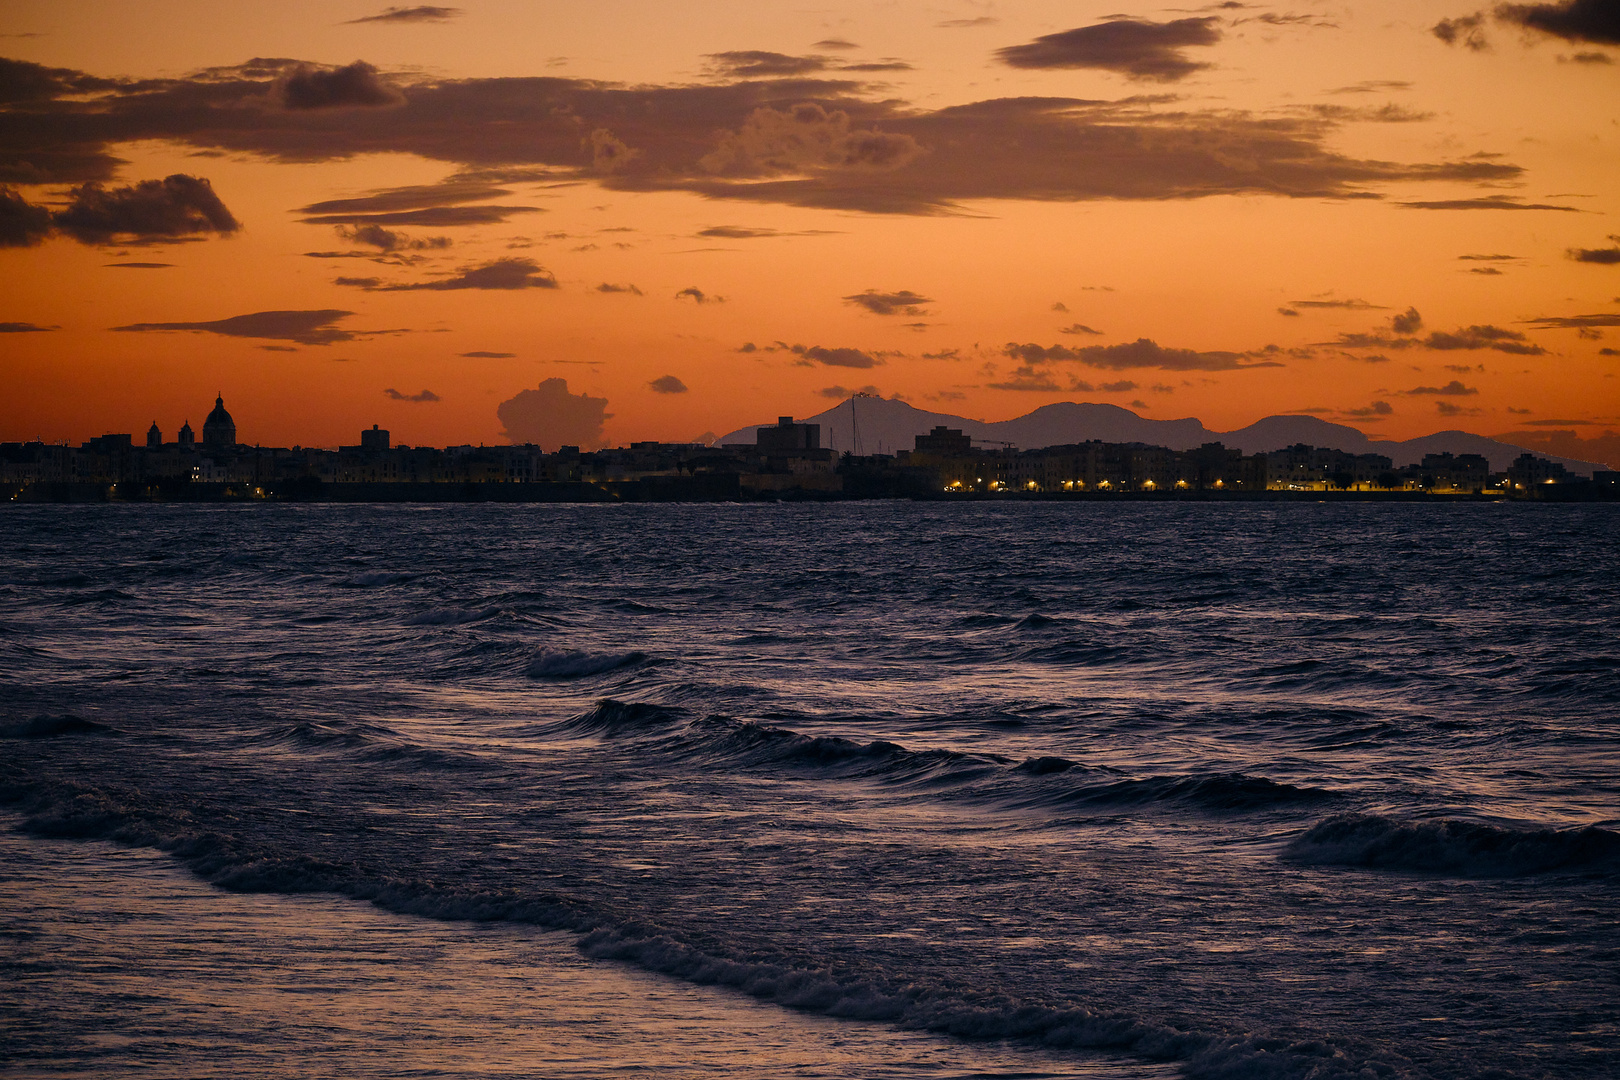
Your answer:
(1525, 313), (1620, 329)
(306, 206), (541, 226)
(0, 321), (56, 332)
(1425, 325), (1543, 352)
(347, 6), (462, 23)
(0, 56), (120, 106)
(350, 256), (557, 291)
(1327, 80), (1414, 94)
(798, 345), (880, 368)
(0, 185), (54, 246)
(988, 371), (1063, 391)
(104, 261), (173, 268)
(1342, 400), (1396, 417)
(1278, 308), (1300, 317)
(1330, 320), (1542, 353)
(1299, 103), (1434, 123)
(47, 175), (240, 245)
(1567, 50), (1615, 62)
(996, 17), (1222, 82)
(818, 383), (881, 398)
(707, 52), (831, 78)
(839, 61), (915, 73)
(1396, 195), (1582, 212)
(384, 388), (440, 401)
(596, 282), (643, 294)
(699, 225), (776, 238)
(1436, 401), (1484, 417)
(813, 39), (858, 51)
(301, 181), (512, 214)
(938, 17), (998, 28)
(1470, 266), (1505, 275)
(296, 181), (539, 226)
(699, 102), (923, 178)
(675, 286), (722, 303)
(497, 378), (610, 449)
(1406, 380), (1480, 395)
(280, 61), (402, 110)
(1, 59), (1529, 216)
(1004, 338), (1283, 371)
(648, 375), (688, 394)
(1433, 13), (1491, 50)
(1495, 1), (1620, 45)
(1290, 298), (1387, 310)
(112, 308), (359, 345)
(460, 350), (515, 358)
(1458, 253), (1518, 260)
(1569, 236), (1620, 263)
(843, 289), (931, 316)
(696, 225), (839, 238)
(1059, 323), (1104, 335)
(337, 223), (450, 250)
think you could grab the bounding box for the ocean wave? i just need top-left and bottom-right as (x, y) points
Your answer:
(1005, 771), (1330, 814)
(0, 774), (1475, 1080)
(403, 605), (502, 626)
(578, 928), (1401, 1080)
(244, 720), (487, 771)
(682, 715), (992, 783)
(339, 571), (416, 588)
(1284, 814), (1620, 876)
(554, 698), (685, 738)
(0, 715), (118, 739)
(59, 588), (136, 606)
(525, 648), (648, 679)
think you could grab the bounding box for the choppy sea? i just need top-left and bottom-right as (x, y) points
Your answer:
(2, 502), (1617, 1080)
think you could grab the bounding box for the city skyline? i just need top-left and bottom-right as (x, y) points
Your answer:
(2, 2), (1618, 459)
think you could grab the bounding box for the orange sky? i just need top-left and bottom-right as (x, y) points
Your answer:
(2, 1), (1617, 453)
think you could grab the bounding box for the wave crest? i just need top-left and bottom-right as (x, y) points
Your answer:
(525, 648), (647, 679)
(1284, 813), (1620, 876)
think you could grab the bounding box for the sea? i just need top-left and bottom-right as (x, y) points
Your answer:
(2, 501), (1616, 1080)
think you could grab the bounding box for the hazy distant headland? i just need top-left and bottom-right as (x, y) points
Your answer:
(4, 395), (1615, 504)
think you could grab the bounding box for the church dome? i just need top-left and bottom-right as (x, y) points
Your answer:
(202, 394), (236, 448)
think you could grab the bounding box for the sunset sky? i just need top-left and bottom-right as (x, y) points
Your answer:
(2, 1), (1617, 456)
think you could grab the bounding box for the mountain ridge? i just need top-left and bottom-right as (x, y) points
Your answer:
(717, 398), (1611, 475)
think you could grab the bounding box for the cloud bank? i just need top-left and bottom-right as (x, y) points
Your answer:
(0, 57), (1525, 216)
(497, 378), (610, 449)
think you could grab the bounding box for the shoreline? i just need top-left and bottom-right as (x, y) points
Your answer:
(6, 480), (1616, 504)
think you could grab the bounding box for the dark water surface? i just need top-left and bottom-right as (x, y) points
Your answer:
(2, 503), (1616, 1079)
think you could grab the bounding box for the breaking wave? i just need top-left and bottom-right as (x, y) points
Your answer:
(525, 648), (648, 679)
(1284, 814), (1620, 876)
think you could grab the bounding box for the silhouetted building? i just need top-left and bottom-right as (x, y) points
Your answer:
(1419, 452), (1490, 491)
(178, 421), (195, 449)
(202, 394), (236, 449)
(146, 422), (162, 449)
(361, 424), (390, 452)
(1508, 453), (1572, 487)
(82, 433), (132, 454)
(756, 416), (820, 452)
(915, 426), (973, 454)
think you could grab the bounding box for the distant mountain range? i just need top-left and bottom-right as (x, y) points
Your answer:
(719, 398), (1611, 475)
